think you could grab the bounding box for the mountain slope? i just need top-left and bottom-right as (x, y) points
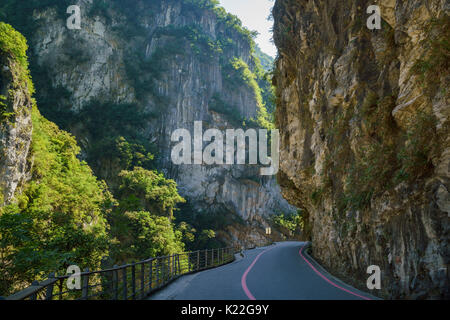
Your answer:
(0, 22), (111, 295)
(0, 0), (296, 247)
(273, 0), (449, 299)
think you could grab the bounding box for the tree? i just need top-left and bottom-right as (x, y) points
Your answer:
(117, 167), (185, 219)
(109, 210), (184, 263)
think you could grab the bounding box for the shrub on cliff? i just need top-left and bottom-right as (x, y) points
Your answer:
(0, 108), (113, 296)
(109, 210), (184, 263)
(0, 22), (34, 95)
(117, 167), (185, 220)
(109, 167), (186, 262)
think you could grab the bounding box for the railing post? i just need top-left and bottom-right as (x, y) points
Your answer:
(156, 259), (160, 287)
(205, 250), (208, 268)
(122, 267), (127, 300)
(131, 262), (136, 300)
(172, 255), (176, 276)
(172, 254), (178, 277)
(177, 255), (181, 274)
(82, 268), (90, 300)
(149, 259), (153, 291)
(140, 263), (145, 299)
(166, 256), (173, 282)
(58, 278), (64, 300)
(113, 265), (118, 300)
(45, 273), (55, 300)
(30, 280), (39, 300)
(188, 253), (191, 272)
(197, 250), (200, 271)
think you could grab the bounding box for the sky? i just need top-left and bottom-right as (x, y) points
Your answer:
(219, 0), (277, 57)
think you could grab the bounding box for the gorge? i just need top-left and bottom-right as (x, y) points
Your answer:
(273, 0), (449, 299)
(0, 0), (448, 300)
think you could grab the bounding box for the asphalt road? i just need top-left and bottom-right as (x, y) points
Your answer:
(149, 241), (377, 300)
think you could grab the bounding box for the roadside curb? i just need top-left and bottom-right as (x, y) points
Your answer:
(301, 242), (381, 300)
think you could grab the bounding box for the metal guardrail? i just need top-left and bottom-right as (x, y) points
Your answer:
(4, 247), (237, 300)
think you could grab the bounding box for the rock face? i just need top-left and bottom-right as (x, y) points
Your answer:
(273, 0), (449, 298)
(0, 52), (32, 204)
(9, 0), (295, 246)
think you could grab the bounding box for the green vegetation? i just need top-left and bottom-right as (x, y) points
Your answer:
(0, 1), (279, 296)
(222, 58), (273, 129)
(117, 167), (185, 220)
(320, 87), (440, 218)
(0, 107), (112, 295)
(175, 203), (245, 251)
(254, 45), (274, 72)
(0, 22), (28, 69)
(0, 0), (72, 35)
(412, 15), (450, 98)
(124, 40), (183, 103)
(271, 211), (304, 239)
(395, 111), (439, 183)
(0, 22), (34, 96)
(109, 211), (184, 263)
(209, 93), (243, 124)
(0, 94), (14, 123)
(0, 24), (189, 297)
(254, 46), (276, 116)
(183, 0), (258, 49)
(72, 100), (156, 180)
(154, 25), (224, 59)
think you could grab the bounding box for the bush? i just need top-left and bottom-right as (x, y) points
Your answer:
(395, 111), (439, 183)
(0, 107), (112, 295)
(271, 211), (305, 238)
(109, 210), (184, 263)
(412, 15), (450, 97)
(0, 22), (34, 95)
(117, 167), (185, 219)
(222, 58), (273, 129)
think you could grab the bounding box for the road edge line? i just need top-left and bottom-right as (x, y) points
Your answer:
(241, 246), (275, 300)
(299, 244), (373, 300)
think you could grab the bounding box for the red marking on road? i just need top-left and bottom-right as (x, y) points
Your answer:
(241, 247), (274, 300)
(299, 246), (372, 300)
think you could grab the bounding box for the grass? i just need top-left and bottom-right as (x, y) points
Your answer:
(411, 15), (450, 98)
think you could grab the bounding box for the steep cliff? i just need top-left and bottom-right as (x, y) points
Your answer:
(0, 23), (32, 204)
(0, 22), (112, 295)
(1, 0), (295, 247)
(273, 0), (449, 299)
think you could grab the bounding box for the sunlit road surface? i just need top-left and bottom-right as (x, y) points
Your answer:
(149, 241), (379, 300)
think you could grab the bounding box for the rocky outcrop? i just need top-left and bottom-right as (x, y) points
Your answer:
(0, 50), (32, 204)
(6, 0), (295, 246)
(273, 0), (449, 299)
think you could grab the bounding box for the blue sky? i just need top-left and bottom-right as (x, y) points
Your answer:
(219, 0), (276, 57)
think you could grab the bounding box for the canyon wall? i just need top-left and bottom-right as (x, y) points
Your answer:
(2, 0), (295, 246)
(273, 0), (449, 299)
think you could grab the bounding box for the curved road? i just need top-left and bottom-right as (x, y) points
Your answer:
(149, 241), (377, 300)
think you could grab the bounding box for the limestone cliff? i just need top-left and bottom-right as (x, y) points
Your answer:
(1, 0), (295, 246)
(0, 27), (32, 204)
(273, 0), (449, 299)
